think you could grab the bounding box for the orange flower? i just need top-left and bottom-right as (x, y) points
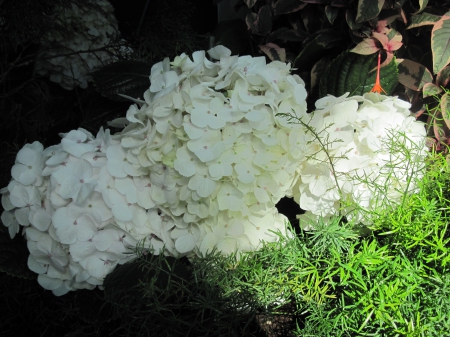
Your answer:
(371, 51), (387, 94)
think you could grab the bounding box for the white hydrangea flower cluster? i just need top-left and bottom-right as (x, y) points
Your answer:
(34, 0), (128, 90)
(1, 46), (428, 295)
(0, 46), (310, 295)
(294, 92), (429, 229)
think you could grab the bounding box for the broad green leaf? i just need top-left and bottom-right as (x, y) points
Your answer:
(432, 13), (450, 74)
(274, 0), (307, 15)
(245, 5), (272, 36)
(422, 82), (442, 98)
(396, 58), (433, 90)
(294, 30), (343, 70)
(259, 43), (286, 61)
(437, 65), (450, 87)
(91, 61), (151, 102)
(351, 38), (379, 55)
(441, 93), (450, 129)
(325, 5), (339, 24)
(319, 51), (398, 98)
(356, 0), (385, 23)
(407, 12), (441, 29)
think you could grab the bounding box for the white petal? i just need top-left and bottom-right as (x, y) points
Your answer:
(175, 234), (196, 253)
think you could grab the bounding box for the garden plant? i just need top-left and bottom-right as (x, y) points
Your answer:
(1, 0), (450, 336)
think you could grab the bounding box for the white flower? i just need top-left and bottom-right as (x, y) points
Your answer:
(1, 211), (20, 238)
(26, 228), (69, 273)
(58, 158), (97, 204)
(61, 130), (96, 158)
(106, 144), (146, 178)
(9, 184), (41, 226)
(52, 207), (98, 244)
(11, 141), (44, 186)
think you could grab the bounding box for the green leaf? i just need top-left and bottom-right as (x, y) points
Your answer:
(441, 93), (450, 129)
(437, 65), (450, 87)
(415, 0), (429, 14)
(91, 61), (152, 102)
(407, 12), (441, 29)
(325, 5), (340, 25)
(244, 0), (258, 8)
(346, 10), (362, 30)
(422, 82), (442, 98)
(294, 30), (344, 70)
(245, 5), (272, 36)
(267, 27), (305, 42)
(350, 38), (379, 55)
(397, 58), (433, 90)
(274, 0), (307, 15)
(311, 57), (330, 91)
(432, 13), (450, 74)
(355, 0), (385, 23)
(319, 51), (398, 98)
(259, 43), (286, 61)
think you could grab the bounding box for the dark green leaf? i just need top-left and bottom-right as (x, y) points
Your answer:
(319, 50), (398, 98)
(91, 61), (152, 102)
(244, 0), (258, 8)
(267, 27), (305, 42)
(294, 30), (344, 70)
(346, 10), (362, 30)
(246, 5), (272, 36)
(325, 5), (340, 25)
(274, 0), (307, 15)
(355, 0), (384, 23)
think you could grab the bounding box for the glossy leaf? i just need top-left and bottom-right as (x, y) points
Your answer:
(431, 13), (450, 74)
(351, 38), (379, 55)
(259, 43), (286, 61)
(245, 5), (272, 36)
(397, 58), (433, 90)
(319, 51), (398, 98)
(407, 12), (441, 29)
(356, 0), (385, 24)
(91, 61), (152, 102)
(274, 0), (307, 15)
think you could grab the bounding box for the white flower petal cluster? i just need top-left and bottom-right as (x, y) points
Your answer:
(34, 0), (130, 90)
(293, 92), (428, 228)
(1, 46), (428, 295)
